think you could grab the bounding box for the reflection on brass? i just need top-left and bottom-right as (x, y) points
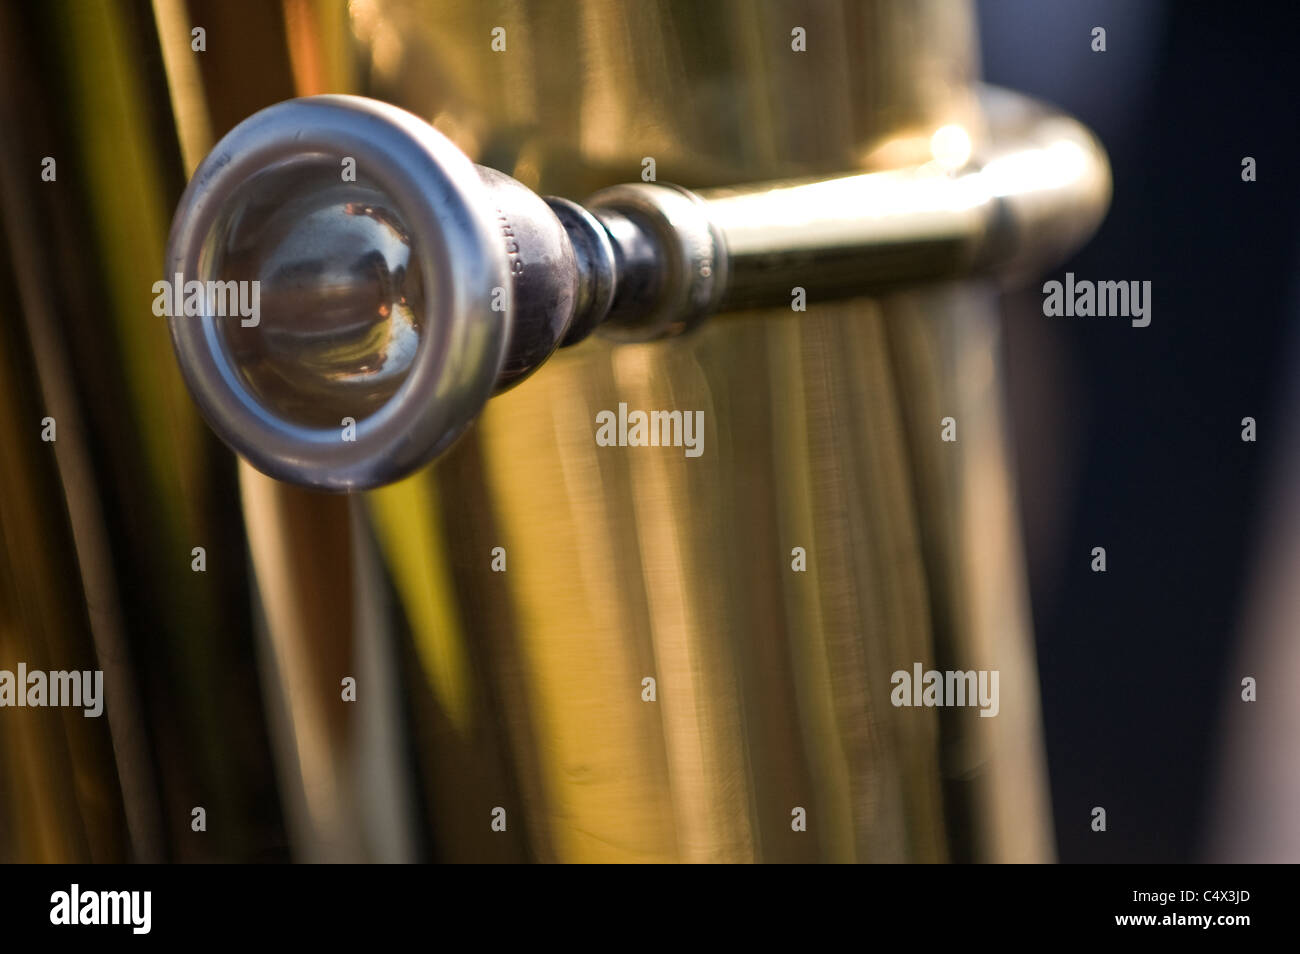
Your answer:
(0, 0), (295, 861)
(1, 0), (1081, 862)
(355, 0), (1057, 862)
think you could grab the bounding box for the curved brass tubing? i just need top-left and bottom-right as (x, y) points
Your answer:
(165, 86), (1108, 490)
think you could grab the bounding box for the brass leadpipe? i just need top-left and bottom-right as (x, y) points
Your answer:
(165, 86), (1108, 490)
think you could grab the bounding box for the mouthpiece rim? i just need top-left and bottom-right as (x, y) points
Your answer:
(165, 94), (511, 491)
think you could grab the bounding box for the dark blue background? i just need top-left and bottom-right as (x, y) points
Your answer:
(980, 0), (1300, 862)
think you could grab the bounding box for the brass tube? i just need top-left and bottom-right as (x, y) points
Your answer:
(702, 86), (1111, 310)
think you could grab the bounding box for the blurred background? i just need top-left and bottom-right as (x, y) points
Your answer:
(979, 0), (1300, 863)
(0, 0), (1293, 863)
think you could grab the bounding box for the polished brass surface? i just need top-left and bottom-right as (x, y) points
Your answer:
(349, 0), (1053, 861)
(0, 0), (288, 861)
(702, 87), (1110, 308)
(0, 0), (1064, 862)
